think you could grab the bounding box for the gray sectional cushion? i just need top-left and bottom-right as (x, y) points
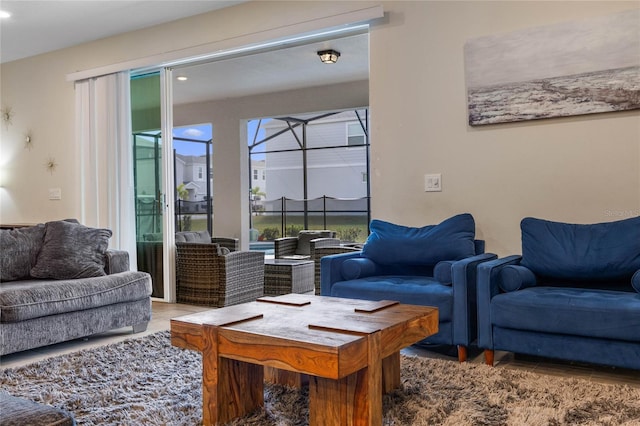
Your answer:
(30, 221), (112, 280)
(0, 271), (151, 323)
(0, 392), (76, 426)
(0, 225), (45, 282)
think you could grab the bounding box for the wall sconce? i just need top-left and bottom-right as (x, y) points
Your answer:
(317, 49), (341, 64)
(25, 132), (33, 150)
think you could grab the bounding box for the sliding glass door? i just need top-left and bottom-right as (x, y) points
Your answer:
(131, 71), (175, 301)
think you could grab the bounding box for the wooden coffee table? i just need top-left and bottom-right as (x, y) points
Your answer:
(170, 294), (438, 425)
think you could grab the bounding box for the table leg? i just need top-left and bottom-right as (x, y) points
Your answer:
(264, 366), (309, 388)
(308, 333), (382, 426)
(202, 324), (264, 425)
(382, 351), (401, 393)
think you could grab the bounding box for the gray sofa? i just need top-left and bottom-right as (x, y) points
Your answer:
(0, 220), (152, 356)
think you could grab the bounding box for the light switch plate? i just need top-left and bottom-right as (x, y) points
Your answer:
(424, 174), (442, 192)
(48, 188), (62, 200)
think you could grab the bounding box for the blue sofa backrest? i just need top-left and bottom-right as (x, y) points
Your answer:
(360, 239), (485, 277)
(361, 214), (479, 267)
(520, 216), (640, 282)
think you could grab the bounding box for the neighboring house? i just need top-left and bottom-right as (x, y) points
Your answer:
(175, 153), (210, 202)
(250, 159), (267, 211)
(259, 109), (369, 213)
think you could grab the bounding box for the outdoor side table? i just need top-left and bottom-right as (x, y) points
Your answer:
(264, 259), (314, 296)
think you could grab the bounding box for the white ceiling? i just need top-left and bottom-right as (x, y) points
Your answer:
(0, 1), (246, 63)
(0, 0), (369, 103)
(172, 33), (368, 104)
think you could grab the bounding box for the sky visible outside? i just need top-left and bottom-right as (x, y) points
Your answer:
(172, 119), (269, 159)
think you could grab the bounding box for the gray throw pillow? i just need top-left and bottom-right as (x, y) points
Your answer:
(30, 221), (112, 279)
(0, 224), (45, 281)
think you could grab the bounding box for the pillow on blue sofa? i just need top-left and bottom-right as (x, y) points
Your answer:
(0, 224), (45, 281)
(341, 258), (380, 280)
(433, 260), (455, 285)
(632, 270), (640, 293)
(498, 265), (537, 292)
(361, 214), (476, 266)
(30, 221), (112, 280)
(520, 216), (640, 280)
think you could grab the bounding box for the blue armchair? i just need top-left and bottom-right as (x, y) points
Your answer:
(321, 213), (497, 362)
(477, 216), (640, 370)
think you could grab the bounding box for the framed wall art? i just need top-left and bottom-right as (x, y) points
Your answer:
(464, 9), (640, 126)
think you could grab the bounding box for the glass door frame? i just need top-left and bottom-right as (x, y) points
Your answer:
(159, 67), (176, 302)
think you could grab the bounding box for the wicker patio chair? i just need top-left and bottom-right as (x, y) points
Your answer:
(310, 244), (362, 295)
(274, 230), (338, 259)
(175, 231), (239, 251)
(175, 242), (264, 307)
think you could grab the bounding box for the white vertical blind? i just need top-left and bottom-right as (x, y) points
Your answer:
(74, 72), (137, 269)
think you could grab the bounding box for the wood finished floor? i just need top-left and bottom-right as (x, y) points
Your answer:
(2, 301), (639, 388)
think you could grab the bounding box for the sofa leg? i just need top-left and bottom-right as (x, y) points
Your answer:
(457, 345), (467, 363)
(132, 322), (148, 333)
(484, 349), (494, 366)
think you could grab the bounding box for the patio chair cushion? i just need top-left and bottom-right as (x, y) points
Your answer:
(361, 214), (476, 266)
(175, 231), (212, 243)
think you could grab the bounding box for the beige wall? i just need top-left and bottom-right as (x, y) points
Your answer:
(1, 1), (638, 256)
(370, 1), (639, 255)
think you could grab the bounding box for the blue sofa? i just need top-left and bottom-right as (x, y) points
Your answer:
(477, 216), (640, 370)
(321, 213), (497, 361)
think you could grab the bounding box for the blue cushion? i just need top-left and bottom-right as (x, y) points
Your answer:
(341, 258), (379, 280)
(632, 270), (640, 293)
(498, 265), (537, 292)
(330, 275), (453, 321)
(361, 214), (476, 266)
(433, 260), (454, 285)
(520, 216), (640, 280)
(491, 287), (640, 342)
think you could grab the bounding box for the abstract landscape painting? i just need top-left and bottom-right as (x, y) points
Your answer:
(464, 9), (640, 125)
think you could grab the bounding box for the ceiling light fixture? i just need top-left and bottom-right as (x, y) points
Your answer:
(176, 76), (188, 81)
(0, 10), (11, 19)
(317, 49), (340, 64)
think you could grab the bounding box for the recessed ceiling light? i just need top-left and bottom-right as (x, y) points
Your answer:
(176, 76), (188, 81)
(0, 10), (11, 19)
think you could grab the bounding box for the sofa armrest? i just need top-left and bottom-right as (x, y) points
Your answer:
(105, 249), (130, 274)
(451, 253), (498, 346)
(320, 251), (363, 296)
(211, 237), (239, 252)
(310, 237), (342, 250)
(476, 255), (522, 349)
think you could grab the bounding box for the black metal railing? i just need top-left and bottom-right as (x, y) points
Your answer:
(252, 195), (370, 241)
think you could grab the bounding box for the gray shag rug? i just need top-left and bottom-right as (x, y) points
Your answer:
(1, 331), (639, 425)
